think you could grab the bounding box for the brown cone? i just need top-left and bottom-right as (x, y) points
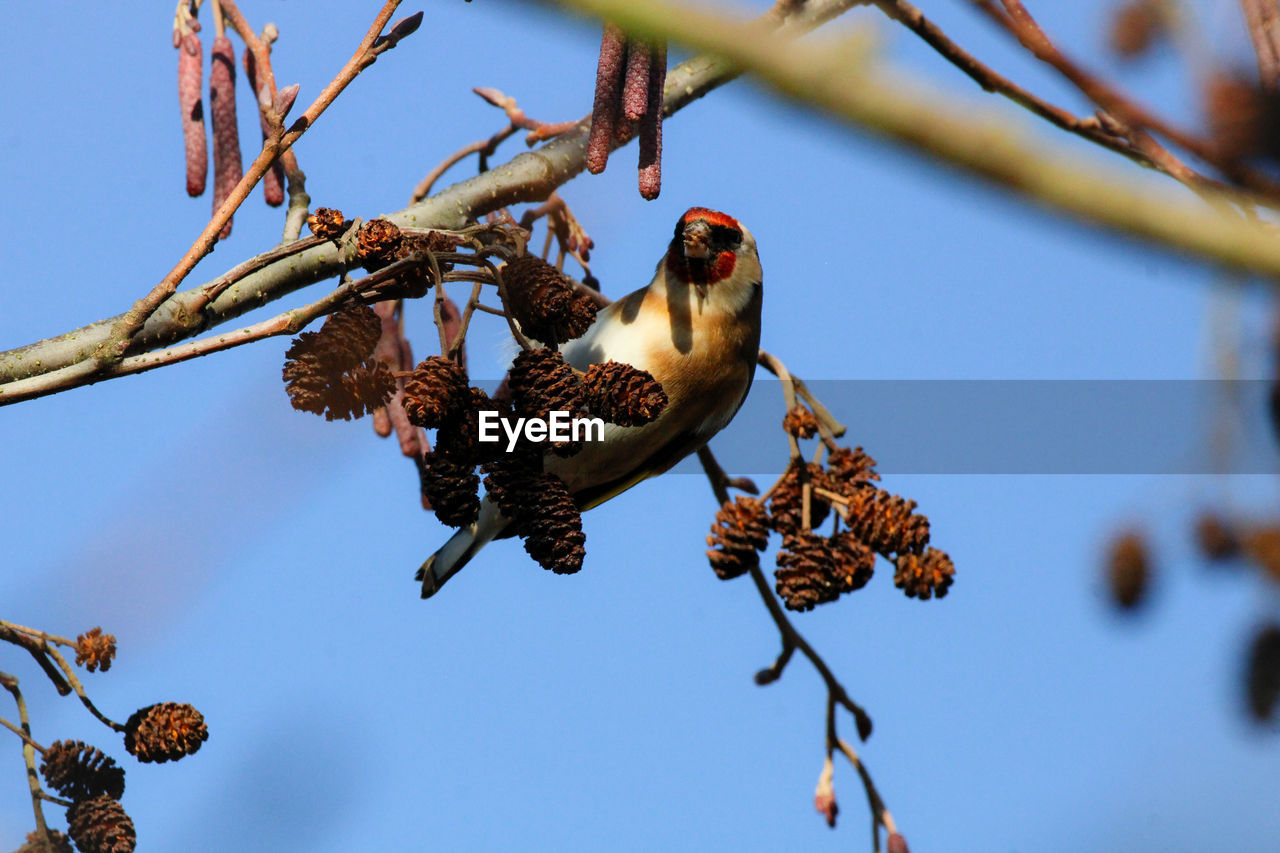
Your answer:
(826, 446), (880, 489)
(65, 795), (135, 853)
(508, 348), (587, 456)
(706, 497), (770, 580)
(845, 488), (930, 557)
(893, 547), (955, 601)
(768, 461), (833, 533)
(356, 218), (404, 265)
(402, 356), (469, 429)
(519, 472), (586, 574)
(283, 306), (391, 420)
(123, 702), (208, 764)
(74, 627), (116, 673)
(829, 530), (876, 593)
(307, 207), (346, 240)
(502, 255), (599, 344)
(583, 361), (667, 426)
(782, 405), (819, 439)
(775, 532), (842, 611)
(418, 452), (480, 528)
(40, 741), (125, 801)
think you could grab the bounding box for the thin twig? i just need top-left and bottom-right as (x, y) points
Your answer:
(410, 124), (519, 204)
(1, 673), (50, 843)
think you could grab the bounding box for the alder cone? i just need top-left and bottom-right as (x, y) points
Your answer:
(402, 356), (469, 428)
(502, 255), (598, 344)
(307, 207), (346, 240)
(706, 497), (769, 580)
(893, 547), (955, 601)
(782, 404), (818, 439)
(774, 531), (841, 611)
(40, 740), (125, 801)
(829, 530), (875, 593)
(518, 472), (586, 574)
(419, 452), (480, 528)
(826, 446), (880, 489)
(75, 626), (117, 673)
(123, 702), (208, 763)
(582, 361), (667, 426)
(357, 218), (404, 265)
(65, 795), (136, 853)
(767, 461), (832, 533)
(845, 488), (930, 557)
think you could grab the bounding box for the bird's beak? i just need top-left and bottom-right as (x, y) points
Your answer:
(682, 220), (712, 260)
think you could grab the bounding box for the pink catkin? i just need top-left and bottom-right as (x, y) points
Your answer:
(179, 33), (207, 197)
(586, 23), (628, 175)
(210, 35), (244, 239)
(637, 41), (666, 200)
(243, 50), (285, 207)
(621, 41), (650, 122)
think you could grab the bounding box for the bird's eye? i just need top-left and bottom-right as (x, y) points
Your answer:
(710, 224), (742, 250)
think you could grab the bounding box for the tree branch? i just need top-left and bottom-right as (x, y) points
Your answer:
(0, 0), (860, 404)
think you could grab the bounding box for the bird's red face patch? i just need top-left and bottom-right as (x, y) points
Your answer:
(667, 208), (744, 289)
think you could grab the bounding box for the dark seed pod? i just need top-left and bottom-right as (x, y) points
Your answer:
(582, 361), (667, 426)
(706, 497), (770, 580)
(502, 256), (599, 345)
(307, 207), (346, 240)
(782, 404), (819, 439)
(74, 626), (116, 673)
(418, 452), (480, 528)
(40, 741), (125, 801)
(123, 702), (209, 763)
(774, 531), (841, 612)
(844, 488), (930, 557)
(767, 461), (833, 533)
(357, 219), (404, 265)
(402, 356), (469, 429)
(65, 795), (136, 853)
(893, 547), (956, 601)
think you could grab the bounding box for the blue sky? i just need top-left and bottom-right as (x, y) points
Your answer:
(2, 1), (1279, 851)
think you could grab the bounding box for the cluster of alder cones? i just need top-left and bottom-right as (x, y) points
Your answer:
(24, 630), (208, 853)
(707, 406), (955, 611)
(281, 235), (670, 576)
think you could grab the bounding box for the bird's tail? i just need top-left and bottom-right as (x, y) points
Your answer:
(416, 499), (506, 598)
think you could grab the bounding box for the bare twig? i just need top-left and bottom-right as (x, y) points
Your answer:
(1, 672), (50, 844)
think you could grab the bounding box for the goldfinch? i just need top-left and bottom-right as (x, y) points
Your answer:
(418, 206), (763, 597)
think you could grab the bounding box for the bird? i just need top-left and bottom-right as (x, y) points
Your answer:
(417, 206), (763, 598)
